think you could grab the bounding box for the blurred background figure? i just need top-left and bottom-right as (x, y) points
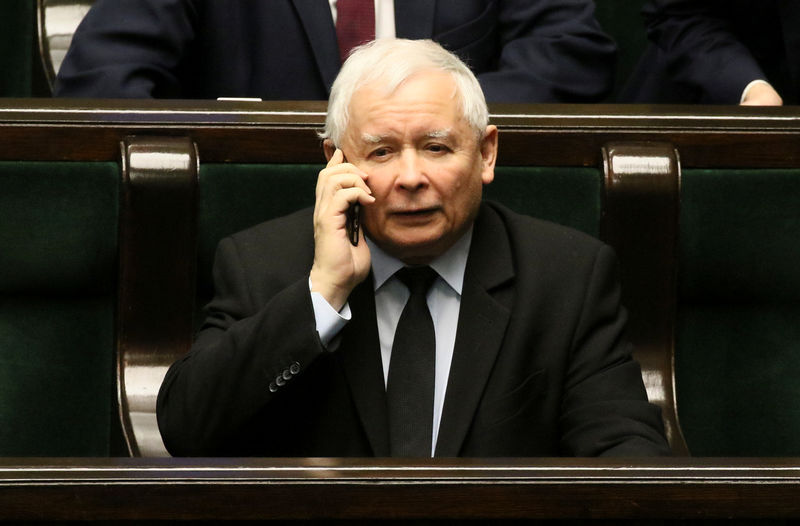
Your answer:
(53, 0), (617, 103)
(621, 0), (799, 105)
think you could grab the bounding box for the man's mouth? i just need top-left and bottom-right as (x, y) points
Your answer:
(392, 206), (439, 217)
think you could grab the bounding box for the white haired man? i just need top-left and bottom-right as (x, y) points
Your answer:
(157, 39), (670, 458)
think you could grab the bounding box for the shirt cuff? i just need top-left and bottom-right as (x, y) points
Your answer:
(741, 79), (772, 103)
(309, 277), (351, 347)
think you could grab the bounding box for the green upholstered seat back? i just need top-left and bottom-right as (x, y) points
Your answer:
(197, 164), (320, 299)
(0, 2), (35, 97)
(486, 166), (601, 237)
(0, 161), (119, 456)
(677, 168), (800, 456)
(196, 163), (602, 303)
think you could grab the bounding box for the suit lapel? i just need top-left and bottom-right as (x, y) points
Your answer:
(394, 0), (436, 39)
(292, 0), (341, 92)
(435, 205), (514, 456)
(339, 276), (390, 456)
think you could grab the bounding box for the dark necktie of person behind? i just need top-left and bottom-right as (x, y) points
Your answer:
(387, 266), (438, 457)
(336, 0), (376, 64)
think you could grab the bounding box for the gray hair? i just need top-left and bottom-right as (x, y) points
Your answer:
(320, 39), (489, 146)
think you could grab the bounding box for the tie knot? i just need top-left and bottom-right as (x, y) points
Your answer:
(396, 266), (438, 296)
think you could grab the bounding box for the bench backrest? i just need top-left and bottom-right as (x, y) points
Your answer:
(677, 167), (800, 456)
(0, 160), (121, 455)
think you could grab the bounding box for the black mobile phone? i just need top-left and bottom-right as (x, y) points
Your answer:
(338, 149), (361, 246)
(346, 202), (360, 246)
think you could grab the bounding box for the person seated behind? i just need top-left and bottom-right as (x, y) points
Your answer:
(621, 0), (796, 105)
(54, 0), (617, 103)
(156, 38), (670, 458)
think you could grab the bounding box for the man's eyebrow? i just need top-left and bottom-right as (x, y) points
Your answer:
(426, 129), (452, 139)
(360, 133), (386, 144)
(359, 129), (453, 144)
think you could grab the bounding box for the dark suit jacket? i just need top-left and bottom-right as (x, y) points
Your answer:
(621, 0), (800, 103)
(156, 202), (670, 457)
(54, 0), (617, 102)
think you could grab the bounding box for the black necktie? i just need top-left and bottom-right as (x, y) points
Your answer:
(387, 266), (438, 457)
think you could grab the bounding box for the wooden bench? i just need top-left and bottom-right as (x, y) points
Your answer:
(2, 100), (800, 462)
(3, 99), (800, 521)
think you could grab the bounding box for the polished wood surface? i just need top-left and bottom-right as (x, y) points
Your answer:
(602, 142), (687, 455)
(117, 137), (198, 457)
(36, 0), (95, 92)
(1, 99), (800, 165)
(0, 457), (799, 521)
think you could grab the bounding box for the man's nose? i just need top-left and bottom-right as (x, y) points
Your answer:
(395, 150), (427, 190)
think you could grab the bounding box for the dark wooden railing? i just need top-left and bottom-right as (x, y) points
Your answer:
(1, 457), (800, 521)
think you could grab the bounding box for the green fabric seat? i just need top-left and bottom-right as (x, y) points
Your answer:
(677, 168), (800, 456)
(197, 163), (321, 299)
(0, 1), (35, 97)
(0, 161), (119, 456)
(485, 166), (601, 237)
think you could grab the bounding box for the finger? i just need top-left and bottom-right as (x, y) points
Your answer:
(329, 186), (375, 214)
(317, 151), (369, 198)
(321, 160), (370, 182)
(326, 147), (344, 168)
(318, 172), (373, 205)
(317, 148), (344, 197)
(315, 183), (371, 218)
(318, 188), (374, 229)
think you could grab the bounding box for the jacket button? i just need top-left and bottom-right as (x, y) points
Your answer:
(282, 369), (292, 380)
(290, 362), (301, 375)
(268, 382), (278, 393)
(275, 376), (286, 387)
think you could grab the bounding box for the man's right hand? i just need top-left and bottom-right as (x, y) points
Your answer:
(741, 81), (783, 106)
(309, 148), (375, 311)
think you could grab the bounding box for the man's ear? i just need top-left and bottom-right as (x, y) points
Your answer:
(323, 139), (337, 162)
(480, 125), (499, 185)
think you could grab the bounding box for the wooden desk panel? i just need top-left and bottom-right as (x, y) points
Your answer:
(1, 458), (799, 521)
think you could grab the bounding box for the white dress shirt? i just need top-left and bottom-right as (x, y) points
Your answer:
(310, 227), (473, 456)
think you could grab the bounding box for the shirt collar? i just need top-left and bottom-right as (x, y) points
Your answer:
(367, 226), (473, 295)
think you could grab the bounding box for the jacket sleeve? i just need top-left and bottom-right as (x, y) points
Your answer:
(476, 0), (617, 102)
(558, 244), (672, 456)
(54, 0), (198, 97)
(640, 0), (765, 104)
(156, 235), (328, 456)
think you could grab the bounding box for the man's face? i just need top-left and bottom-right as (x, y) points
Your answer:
(335, 70), (497, 264)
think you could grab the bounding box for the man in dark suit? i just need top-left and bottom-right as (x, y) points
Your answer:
(156, 38), (670, 458)
(54, 0), (617, 103)
(622, 0), (800, 105)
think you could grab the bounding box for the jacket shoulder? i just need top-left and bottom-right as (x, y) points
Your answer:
(219, 207), (315, 287)
(484, 200), (605, 255)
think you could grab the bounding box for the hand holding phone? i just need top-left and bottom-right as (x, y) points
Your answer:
(309, 146), (373, 310)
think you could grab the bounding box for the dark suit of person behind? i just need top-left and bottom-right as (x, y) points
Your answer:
(54, 0), (617, 103)
(622, 0), (800, 104)
(156, 38), (670, 458)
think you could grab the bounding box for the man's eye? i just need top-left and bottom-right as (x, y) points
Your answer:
(427, 144), (449, 153)
(371, 148), (389, 158)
